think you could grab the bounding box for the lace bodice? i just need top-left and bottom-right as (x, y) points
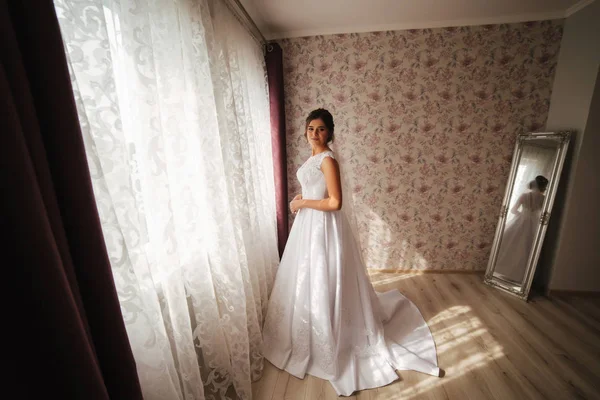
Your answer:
(297, 151), (335, 200)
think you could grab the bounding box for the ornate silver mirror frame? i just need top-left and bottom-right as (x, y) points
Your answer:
(484, 131), (571, 301)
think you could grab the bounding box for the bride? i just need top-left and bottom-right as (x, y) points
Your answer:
(494, 175), (548, 283)
(262, 109), (441, 396)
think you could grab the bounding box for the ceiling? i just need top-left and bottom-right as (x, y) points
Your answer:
(239, 0), (593, 39)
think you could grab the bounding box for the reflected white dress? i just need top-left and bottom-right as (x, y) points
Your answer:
(262, 151), (440, 396)
(494, 191), (545, 283)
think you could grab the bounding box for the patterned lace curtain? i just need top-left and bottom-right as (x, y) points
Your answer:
(54, 0), (279, 399)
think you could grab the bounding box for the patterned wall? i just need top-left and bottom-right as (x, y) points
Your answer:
(281, 20), (563, 270)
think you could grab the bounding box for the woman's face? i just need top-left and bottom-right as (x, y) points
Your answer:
(306, 118), (329, 146)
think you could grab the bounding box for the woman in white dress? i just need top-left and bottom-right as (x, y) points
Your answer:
(494, 175), (548, 283)
(262, 109), (441, 396)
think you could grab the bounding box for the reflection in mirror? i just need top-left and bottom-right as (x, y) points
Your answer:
(493, 141), (557, 285)
(484, 132), (570, 301)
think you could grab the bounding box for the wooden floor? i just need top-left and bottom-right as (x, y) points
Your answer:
(252, 272), (600, 400)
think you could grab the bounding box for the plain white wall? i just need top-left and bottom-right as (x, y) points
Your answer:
(540, 0), (600, 292)
(548, 70), (600, 292)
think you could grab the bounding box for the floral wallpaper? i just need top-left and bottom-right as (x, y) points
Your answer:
(281, 20), (563, 271)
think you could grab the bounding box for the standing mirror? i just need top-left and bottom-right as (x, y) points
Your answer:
(484, 131), (571, 301)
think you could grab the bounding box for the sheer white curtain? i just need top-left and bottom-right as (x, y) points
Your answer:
(54, 0), (279, 399)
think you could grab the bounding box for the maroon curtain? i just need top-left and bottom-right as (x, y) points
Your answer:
(1, 1), (143, 399)
(266, 43), (289, 257)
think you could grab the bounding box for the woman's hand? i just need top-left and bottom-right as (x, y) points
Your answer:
(290, 194), (303, 214)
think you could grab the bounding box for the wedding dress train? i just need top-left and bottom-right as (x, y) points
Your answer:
(262, 151), (440, 396)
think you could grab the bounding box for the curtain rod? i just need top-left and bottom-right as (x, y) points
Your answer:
(222, 0), (271, 49)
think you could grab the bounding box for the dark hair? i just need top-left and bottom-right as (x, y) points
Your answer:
(305, 108), (335, 143)
(530, 175), (549, 192)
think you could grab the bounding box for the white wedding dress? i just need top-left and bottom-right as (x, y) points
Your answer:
(494, 191), (545, 283)
(262, 151), (440, 396)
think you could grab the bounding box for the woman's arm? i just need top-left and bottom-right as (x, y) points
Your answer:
(291, 157), (342, 212)
(510, 193), (526, 214)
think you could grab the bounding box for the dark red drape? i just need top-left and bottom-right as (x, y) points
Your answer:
(266, 42), (289, 257)
(1, 1), (143, 399)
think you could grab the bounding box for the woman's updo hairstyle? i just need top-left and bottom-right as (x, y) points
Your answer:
(529, 175), (549, 192)
(535, 175), (549, 192)
(305, 108), (335, 143)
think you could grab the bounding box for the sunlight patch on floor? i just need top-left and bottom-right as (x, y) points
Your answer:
(377, 305), (505, 400)
(368, 270), (423, 286)
(427, 305), (473, 325)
